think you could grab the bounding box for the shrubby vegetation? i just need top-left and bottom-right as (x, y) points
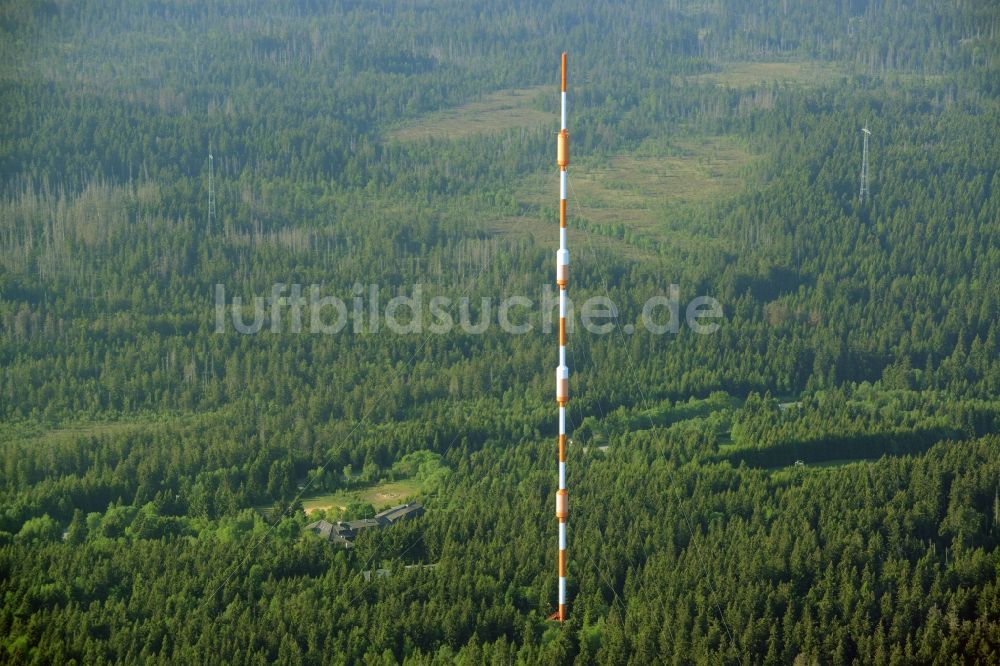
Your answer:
(1, 0), (999, 663)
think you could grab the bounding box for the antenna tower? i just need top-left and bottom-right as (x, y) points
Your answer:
(208, 152), (216, 232)
(859, 124), (871, 202)
(554, 52), (571, 623)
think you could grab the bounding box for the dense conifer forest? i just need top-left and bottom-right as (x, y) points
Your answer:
(1, 0), (999, 663)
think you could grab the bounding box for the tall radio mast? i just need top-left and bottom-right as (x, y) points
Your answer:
(554, 52), (571, 623)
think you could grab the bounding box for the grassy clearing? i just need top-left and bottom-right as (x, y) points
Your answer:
(690, 60), (945, 89)
(486, 134), (752, 257)
(0, 415), (171, 448)
(808, 458), (872, 468)
(690, 60), (846, 88)
(768, 458), (872, 483)
(575, 136), (750, 209)
(387, 86), (550, 142)
(301, 478), (423, 516)
(385, 81), (753, 258)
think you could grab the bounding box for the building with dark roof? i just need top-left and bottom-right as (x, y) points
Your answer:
(305, 502), (423, 548)
(305, 519), (355, 548)
(373, 502), (424, 524)
(345, 518), (382, 534)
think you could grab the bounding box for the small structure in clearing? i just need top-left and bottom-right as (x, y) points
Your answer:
(306, 502), (424, 549)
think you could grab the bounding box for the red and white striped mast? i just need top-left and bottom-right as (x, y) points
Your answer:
(555, 51), (570, 623)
